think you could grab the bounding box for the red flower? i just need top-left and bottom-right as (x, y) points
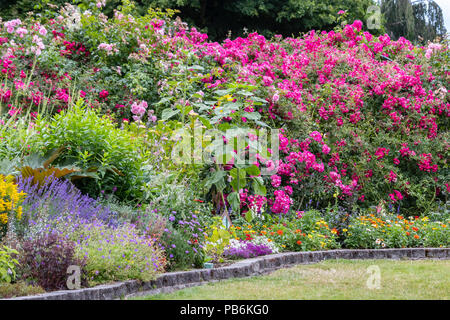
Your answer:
(99, 90), (109, 99)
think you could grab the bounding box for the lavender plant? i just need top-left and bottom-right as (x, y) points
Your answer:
(15, 176), (118, 239)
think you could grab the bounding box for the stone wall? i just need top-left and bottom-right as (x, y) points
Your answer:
(6, 248), (449, 300)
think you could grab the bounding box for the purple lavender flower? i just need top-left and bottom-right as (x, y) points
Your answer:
(223, 241), (272, 259)
(17, 176), (118, 230)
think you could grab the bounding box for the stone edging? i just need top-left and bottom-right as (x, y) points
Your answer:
(5, 248), (449, 300)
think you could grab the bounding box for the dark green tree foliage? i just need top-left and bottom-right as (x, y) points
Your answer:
(382, 0), (447, 42)
(141, 0), (378, 40)
(413, 0), (447, 41)
(382, 0), (416, 40)
(1, 0), (378, 41)
(0, 0), (65, 20)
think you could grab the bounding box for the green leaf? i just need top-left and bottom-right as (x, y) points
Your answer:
(155, 97), (172, 106)
(161, 108), (180, 120)
(245, 164), (260, 176)
(204, 170), (227, 191)
(242, 112), (261, 121)
(253, 176), (267, 196)
(198, 116), (212, 129)
(230, 168), (246, 191)
(250, 96), (268, 104)
(245, 209), (254, 222)
(227, 191), (240, 212)
(176, 103), (193, 115)
(214, 89), (234, 96)
(188, 65), (205, 71)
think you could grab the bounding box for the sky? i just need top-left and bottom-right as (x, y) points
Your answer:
(431, 0), (450, 32)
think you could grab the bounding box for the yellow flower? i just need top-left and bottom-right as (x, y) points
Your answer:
(0, 174), (26, 225)
(16, 206), (23, 220)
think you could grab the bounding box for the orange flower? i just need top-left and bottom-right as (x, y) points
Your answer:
(277, 229), (283, 235)
(412, 227), (418, 232)
(406, 231), (410, 236)
(297, 240), (302, 245)
(414, 235), (420, 239)
(295, 229), (302, 234)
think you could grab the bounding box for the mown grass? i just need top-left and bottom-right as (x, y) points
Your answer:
(133, 259), (450, 300)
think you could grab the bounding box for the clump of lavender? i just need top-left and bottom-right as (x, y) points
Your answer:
(70, 221), (166, 285)
(16, 176), (118, 238)
(223, 240), (273, 259)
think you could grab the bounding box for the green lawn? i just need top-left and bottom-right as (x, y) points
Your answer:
(133, 259), (450, 300)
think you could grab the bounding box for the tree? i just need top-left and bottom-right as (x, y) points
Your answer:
(382, 0), (447, 42)
(0, 0), (379, 41)
(413, 0), (447, 41)
(140, 0), (378, 40)
(381, 0), (416, 40)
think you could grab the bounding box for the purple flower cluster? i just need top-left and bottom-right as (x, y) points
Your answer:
(223, 241), (273, 259)
(17, 176), (118, 228)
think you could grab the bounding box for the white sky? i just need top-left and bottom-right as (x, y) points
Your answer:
(432, 0), (450, 32)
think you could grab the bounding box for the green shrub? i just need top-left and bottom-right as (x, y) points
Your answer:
(35, 100), (145, 200)
(0, 281), (45, 299)
(69, 222), (166, 286)
(0, 245), (19, 283)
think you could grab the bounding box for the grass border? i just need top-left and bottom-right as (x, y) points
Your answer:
(4, 248), (449, 300)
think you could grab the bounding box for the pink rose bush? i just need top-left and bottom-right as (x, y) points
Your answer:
(0, 2), (448, 217)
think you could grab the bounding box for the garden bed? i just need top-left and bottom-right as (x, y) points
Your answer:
(0, 0), (449, 301)
(4, 248), (449, 300)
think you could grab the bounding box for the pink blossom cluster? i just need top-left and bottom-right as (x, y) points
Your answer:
(98, 43), (118, 55)
(418, 153), (438, 173)
(130, 100), (149, 122)
(239, 189), (267, 213)
(4, 19), (21, 33)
